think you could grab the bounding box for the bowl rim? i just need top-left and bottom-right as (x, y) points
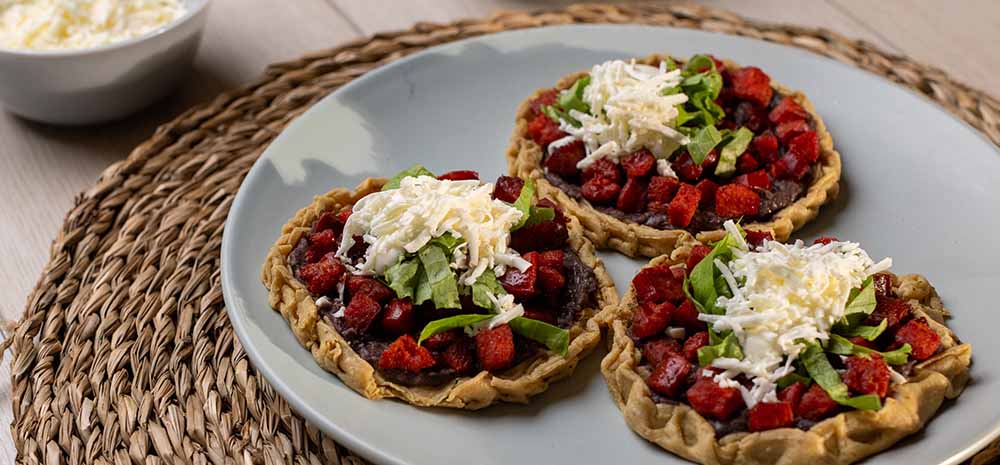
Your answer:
(0, 0), (211, 58)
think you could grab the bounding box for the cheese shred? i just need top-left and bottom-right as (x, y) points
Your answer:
(700, 221), (891, 407)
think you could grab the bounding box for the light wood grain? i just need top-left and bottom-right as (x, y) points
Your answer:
(330, 0), (901, 53)
(831, 0), (1000, 96)
(1, 0), (996, 461)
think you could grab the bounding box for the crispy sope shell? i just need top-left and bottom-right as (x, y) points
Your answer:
(600, 245), (972, 465)
(261, 177), (619, 410)
(507, 54), (842, 258)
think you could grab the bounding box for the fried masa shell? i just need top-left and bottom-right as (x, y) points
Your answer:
(261, 177), (619, 410)
(600, 245), (972, 465)
(507, 55), (842, 258)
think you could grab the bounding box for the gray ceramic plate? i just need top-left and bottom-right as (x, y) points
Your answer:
(221, 24), (1000, 465)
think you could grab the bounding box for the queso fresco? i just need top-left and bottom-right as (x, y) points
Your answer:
(0, 0), (186, 51)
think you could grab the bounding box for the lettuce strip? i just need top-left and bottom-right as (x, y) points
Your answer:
(509, 317), (569, 356)
(827, 334), (911, 365)
(417, 244), (461, 309)
(697, 330), (744, 367)
(417, 314), (493, 345)
(511, 177), (536, 229)
(385, 258), (420, 300)
(801, 343), (882, 411)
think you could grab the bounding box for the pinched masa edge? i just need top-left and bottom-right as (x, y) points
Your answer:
(261, 177), (619, 410)
(506, 54), (842, 258)
(600, 245), (972, 465)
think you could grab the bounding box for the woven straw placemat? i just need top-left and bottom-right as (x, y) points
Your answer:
(3, 4), (998, 465)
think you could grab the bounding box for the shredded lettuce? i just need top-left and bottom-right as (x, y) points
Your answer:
(683, 55), (717, 75)
(714, 273), (733, 299)
(689, 232), (741, 315)
(714, 127), (753, 177)
(827, 334), (911, 365)
(801, 342), (882, 411)
(686, 125), (722, 165)
(414, 267), (432, 305)
(776, 372), (812, 389)
(511, 177), (536, 230)
(542, 76), (591, 128)
(382, 164), (436, 191)
(833, 277), (879, 333)
(844, 277), (877, 316)
(835, 319), (888, 341)
(385, 258), (420, 300)
(471, 269), (506, 311)
(697, 330), (744, 366)
(558, 76), (591, 114)
(672, 55), (726, 144)
(417, 244), (461, 309)
(522, 206), (555, 228)
(417, 314), (493, 345)
(428, 233), (463, 255)
(510, 317), (569, 356)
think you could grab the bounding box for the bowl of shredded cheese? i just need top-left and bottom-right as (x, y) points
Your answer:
(0, 0), (211, 125)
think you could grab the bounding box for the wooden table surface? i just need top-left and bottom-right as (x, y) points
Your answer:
(0, 0), (996, 461)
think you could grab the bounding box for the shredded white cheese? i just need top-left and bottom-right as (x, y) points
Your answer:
(467, 293), (525, 335)
(553, 59), (690, 170)
(1, 0), (186, 50)
(655, 159), (678, 178)
(336, 176), (530, 285)
(699, 220), (891, 407)
(888, 366), (908, 385)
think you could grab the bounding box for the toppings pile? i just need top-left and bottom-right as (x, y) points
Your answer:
(629, 221), (943, 432)
(526, 55), (823, 231)
(291, 166), (598, 385)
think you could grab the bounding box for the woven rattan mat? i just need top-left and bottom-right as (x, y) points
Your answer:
(4, 4), (999, 465)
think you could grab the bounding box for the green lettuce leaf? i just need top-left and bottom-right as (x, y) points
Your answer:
(686, 125), (722, 165)
(558, 76), (591, 114)
(511, 177), (536, 230)
(541, 76), (592, 128)
(801, 342), (882, 411)
(382, 164), (436, 191)
(714, 127), (753, 177)
(697, 330), (744, 366)
(835, 319), (888, 341)
(844, 277), (877, 316)
(414, 267), (432, 305)
(385, 258), (420, 300)
(429, 233), (463, 255)
(662, 57), (678, 72)
(541, 105), (579, 127)
(677, 56), (725, 129)
(417, 244), (461, 309)
(417, 314), (493, 345)
(683, 55), (717, 75)
(510, 317), (569, 356)
(471, 269), (506, 311)
(522, 206), (555, 228)
(673, 103), (696, 127)
(682, 274), (706, 313)
(838, 393), (883, 410)
(689, 232), (741, 314)
(776, 372), (812, 389)
(827, 334), (912, 365)
(714, 273), (733, 299)
(832, 277), (878, 332)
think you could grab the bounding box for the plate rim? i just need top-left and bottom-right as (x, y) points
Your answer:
(221, 23), (1000, 465)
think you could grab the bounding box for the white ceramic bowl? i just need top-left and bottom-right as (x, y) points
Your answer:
(0, 0), (211, 125)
